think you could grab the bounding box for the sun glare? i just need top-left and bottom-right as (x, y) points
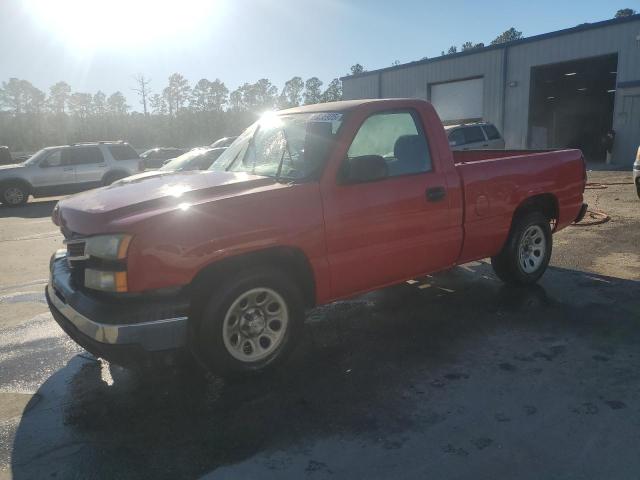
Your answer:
(24, 0), (221, 51)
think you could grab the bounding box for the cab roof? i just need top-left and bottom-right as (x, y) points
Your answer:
(279, 98), (430, 115)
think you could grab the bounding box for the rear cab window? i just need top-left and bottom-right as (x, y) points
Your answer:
(347, 111), (432, 177)
(108, 144), (139, 161)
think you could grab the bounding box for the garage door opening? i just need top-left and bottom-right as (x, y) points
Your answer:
(528, 54), (617, 162)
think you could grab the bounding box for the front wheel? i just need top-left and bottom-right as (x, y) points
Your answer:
(1, 183), (29, 206)
(491, 212), (552, 285)
(191, 267), (304, 377)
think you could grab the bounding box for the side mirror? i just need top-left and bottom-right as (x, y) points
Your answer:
(344, 155), (388, 183)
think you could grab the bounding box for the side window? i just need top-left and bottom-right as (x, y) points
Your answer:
(347, 111), (432, 178)
(462, 126), (486, 144)
(42, 150), (63, 167)
(448, 129), (465, 147)
(108, 144), (139, 161)
(69, 147), (104, 165)
(483, 124), (501, 140)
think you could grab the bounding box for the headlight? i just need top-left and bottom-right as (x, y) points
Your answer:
(85, 234), (132, 260)
(85, 269), (128, 292)
(51, 203), (60, 226)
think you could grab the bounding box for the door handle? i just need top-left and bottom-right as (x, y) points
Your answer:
(97, 163), (106, 167)
(426, 186), (446, 202)
(482, 144), (489, 147)
(63, 167), (74, 172)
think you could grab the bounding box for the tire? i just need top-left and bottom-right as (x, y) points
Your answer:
(103, 172), (127, 186)
(636, 183), (640, 200)
(491, 211), (552, 286)
(0, 182), (29, 206)
(190, 267), (304, 377)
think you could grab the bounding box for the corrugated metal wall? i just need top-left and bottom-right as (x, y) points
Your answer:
(342, 75), (379, 100)
(342, 17), (640, 165)
(504, 20), (640, 151)
(380, 49), (504, 129)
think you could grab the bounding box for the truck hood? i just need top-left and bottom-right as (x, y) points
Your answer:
(56, 170), (279, 235)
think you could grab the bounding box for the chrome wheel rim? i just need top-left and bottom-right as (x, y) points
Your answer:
(222, 287), (289, 362)
(518, 225), (546, 274)
(4, 187), (24, 205)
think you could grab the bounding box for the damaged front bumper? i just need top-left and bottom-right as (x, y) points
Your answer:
(46, 251), (190, 367)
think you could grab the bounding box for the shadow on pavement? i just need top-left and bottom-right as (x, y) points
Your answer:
(9, 263), (640, 479)
(0, 200), (58, 219)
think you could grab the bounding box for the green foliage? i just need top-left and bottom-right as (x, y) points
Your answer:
(190, 78), (228, 112)
(0, 71), (342, 152)
(490, 27), (523, 45)
(303, 77), (323, 105)
(461, 41), (484, 51)
(615, 8), (636, 17)
(447, 45), (457, 54)
(48, 81), (71, 114)
(349, 64), (365, 75)
(321, 78), (342, 103)
(279, 77), (304, 108)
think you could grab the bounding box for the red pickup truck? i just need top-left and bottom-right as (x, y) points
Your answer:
(47, 99), (587, 376)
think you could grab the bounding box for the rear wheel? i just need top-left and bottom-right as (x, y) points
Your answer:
(103, 172), (127, 186)
(0, 183), (28, 206)
(491, 212), (552, 285)
(191, 267), (304, 377)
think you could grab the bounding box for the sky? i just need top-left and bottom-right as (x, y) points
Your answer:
(0, 0), (637, 110)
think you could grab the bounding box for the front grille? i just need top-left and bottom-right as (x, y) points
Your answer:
(66, 239), (87, 260)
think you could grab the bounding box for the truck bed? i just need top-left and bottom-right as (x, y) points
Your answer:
(452, 148), (585, 264)
(453, 149), (557, 165)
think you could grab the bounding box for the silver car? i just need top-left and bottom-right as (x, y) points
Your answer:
(0, 141), (140, 206)
(446, 122), (506, 151)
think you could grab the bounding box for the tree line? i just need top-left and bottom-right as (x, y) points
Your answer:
(436, 9), (637, 58)
(0, 73), (343, 153)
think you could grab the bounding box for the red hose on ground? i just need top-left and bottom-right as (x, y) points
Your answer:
(570, 180), (629, 226)
(570, 209), (610, 227)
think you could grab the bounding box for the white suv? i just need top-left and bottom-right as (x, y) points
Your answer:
(0, 141), (140, 206)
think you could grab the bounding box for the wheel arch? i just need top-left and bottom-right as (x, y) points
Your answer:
(188, 246), (317, 316)
(0, 177), (32, 194)
(513, 193), (559, 229)
(101, 169), (130, 185)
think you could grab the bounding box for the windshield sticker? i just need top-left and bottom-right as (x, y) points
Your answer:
(309, 113), (343, 123)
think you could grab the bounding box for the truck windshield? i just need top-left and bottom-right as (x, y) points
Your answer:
(209, 112), (343, 180)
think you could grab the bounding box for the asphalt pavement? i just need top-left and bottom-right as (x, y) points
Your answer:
(0, 171), (638, 479)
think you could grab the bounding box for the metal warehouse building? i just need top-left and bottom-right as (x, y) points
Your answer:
(341, 15), (640, 166)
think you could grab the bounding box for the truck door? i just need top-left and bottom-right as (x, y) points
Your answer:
(322, 109), (460, 298)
